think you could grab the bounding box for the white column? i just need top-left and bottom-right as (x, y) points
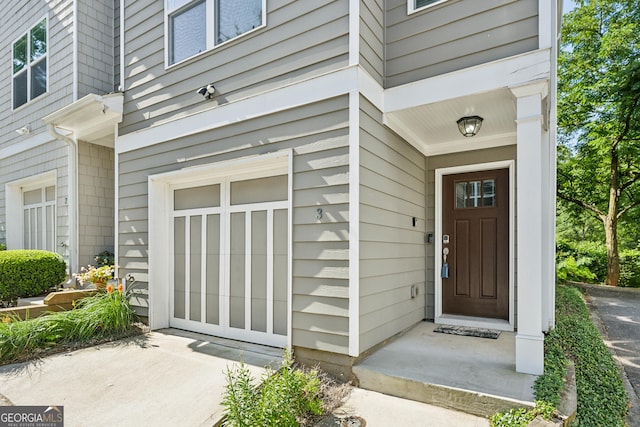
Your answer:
(511, 81), (548, 375)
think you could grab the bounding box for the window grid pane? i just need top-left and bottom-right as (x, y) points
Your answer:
(454, 179), (496, 209)
(483, 180), (496, 207)
(216, 0), (262, 44)
(170, 0), (206, 64)
(13, 35), (27, 74)
(30, 19), (47, 62)
(415, 0), (442, 9)
(31, 57), (47, 100)
(467, 181), (481, 208)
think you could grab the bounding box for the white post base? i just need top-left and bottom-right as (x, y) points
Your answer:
(515, 333), (544, 375)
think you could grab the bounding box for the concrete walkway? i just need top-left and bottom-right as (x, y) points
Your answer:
(581, 284), (640, 427)
(353, 322), (536, 417)
(0, 329), (489, 427)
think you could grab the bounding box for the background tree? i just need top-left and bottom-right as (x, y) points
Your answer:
(557, 0), (640, 286)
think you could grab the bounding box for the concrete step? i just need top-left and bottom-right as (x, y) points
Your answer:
(353, 364), (533, 418)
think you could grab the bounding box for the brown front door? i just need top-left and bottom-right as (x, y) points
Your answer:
(442, 169), (509, 319)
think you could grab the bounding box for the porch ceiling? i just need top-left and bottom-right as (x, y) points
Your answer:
(384, 88), (516, 157)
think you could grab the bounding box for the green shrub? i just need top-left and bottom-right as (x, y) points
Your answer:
(619, 248), (640, 287)
(556, 239), (607, 284)
(555, 285), (628, 426)
(492, 285), (628, 426)
(490, 401), (555, 427)
(0, 243), (6, 251)
(0, 250), (67, 302)
(222, 349), (323, 426)
(0, 287), (136, 364)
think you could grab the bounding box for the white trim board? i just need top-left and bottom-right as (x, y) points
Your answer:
(434, 160), (515, 332)
(0, 132), (54, 159)
(117, 49), (550, 156)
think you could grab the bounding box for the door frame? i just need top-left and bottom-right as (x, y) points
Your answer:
(147, 150), (293, 348)
(434, 160), (515, 331)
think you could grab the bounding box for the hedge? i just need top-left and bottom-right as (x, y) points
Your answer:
(0, 250), (67, 302)
(556, 239), (640, 287)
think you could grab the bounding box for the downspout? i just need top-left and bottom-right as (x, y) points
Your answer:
(47, 124), (79, 279)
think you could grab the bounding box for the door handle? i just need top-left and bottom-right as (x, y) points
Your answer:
(441, 247), (449, 278)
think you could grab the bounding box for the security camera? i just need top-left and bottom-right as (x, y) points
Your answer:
(15, 126), (31, 135)
(197, 83), (216, 99)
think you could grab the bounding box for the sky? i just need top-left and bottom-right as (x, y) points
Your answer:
(563, 0), (577, 14)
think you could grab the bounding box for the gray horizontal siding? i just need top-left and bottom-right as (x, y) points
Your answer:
(425, 145), (517, 320)
(360, 0), (384, 84)
(118, 96), (352, 354)
(120, 0), (350, 135)
(77, 0), (116, 97)
(385, 0), (539, 87)
(0, 0), (74, 151)
(358, 96), (426, 353)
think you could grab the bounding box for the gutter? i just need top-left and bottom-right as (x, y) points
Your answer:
(46, 124), (79, 278)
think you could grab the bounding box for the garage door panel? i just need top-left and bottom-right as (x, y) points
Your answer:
(206, 214), (221, 325)
(174, 216), (186, 320)
(189, 216), (202, 322)
(170, 173), (289, 348)
(251, 210), (268, 333)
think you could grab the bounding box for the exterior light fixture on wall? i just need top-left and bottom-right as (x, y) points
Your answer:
(15, 126), (31, 135)
(197, 83), (216, 99)
(456, 116), (483, 137)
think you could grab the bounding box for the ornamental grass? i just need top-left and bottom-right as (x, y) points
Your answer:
(0, 285), (135, 365)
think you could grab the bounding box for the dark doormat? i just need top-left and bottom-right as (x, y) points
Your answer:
(433, 325), (501, 339)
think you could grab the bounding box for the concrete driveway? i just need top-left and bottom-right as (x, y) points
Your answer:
(0, 329), (281, 427)
(581, 284), (640, 426)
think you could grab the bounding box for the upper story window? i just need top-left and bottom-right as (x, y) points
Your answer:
(409, 0), (448, 14)
(13, 17), (48, 109)
(167, 0), (265, 66)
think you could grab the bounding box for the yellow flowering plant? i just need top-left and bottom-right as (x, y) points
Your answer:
(74, 265), (115, 286)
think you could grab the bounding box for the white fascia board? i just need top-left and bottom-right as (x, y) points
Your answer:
(0, 132), (55, 159)
(385, 49), (551, 113)
(117, 67), (359, 154)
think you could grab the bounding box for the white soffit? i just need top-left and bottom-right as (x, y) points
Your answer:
(42, 93), (124, 147)
(385, 88), (517, 156)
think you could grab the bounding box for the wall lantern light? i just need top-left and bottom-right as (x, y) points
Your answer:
(456, 116), (483, 137)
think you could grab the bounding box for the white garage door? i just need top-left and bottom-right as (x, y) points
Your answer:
(170, 174), (289, 347)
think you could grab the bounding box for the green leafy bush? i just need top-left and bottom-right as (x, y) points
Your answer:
(0, 287), (135, 364)
(619, 249), (640, 287)
(555, 285), (628, 426)
(0, 250), (66, 302)
(492, 285), (629, 426)
(0, 243), (6, 251)
(556, 239), (607, 284)
(490, 401), (555, 427)
(222, 349), (323, 426)
(556, 239), (640, 287)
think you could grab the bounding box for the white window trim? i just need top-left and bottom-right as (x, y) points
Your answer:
(11, 14), (49, 111)
(5, 170), (57, 250)
(408, 0), (449, 15)
(434, 160), (515, 332)
(164, 0), (267, 68)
